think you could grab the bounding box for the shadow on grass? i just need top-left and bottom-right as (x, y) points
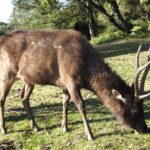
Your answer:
(96, 39), (150, 58)
(6, 98), (109, 122)
(94, 130), (130, 139)
(5, 98), (150, 137)
(7, 98), (150, 116)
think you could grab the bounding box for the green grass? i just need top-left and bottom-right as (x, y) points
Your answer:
(91, 30), (150, 45)
(1, 38), (150, 149)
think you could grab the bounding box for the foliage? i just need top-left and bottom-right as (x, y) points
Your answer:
(10, 0), (60, 29)
(140, 0), (150, 4)
(0, 38), (150, 149)
(91, 30), (125, 45)
(0, 22), (8, 35)
(131, 25), (143, 33)
(91, 19), (150, 45)
(10, 0), (86, 29)
(9, 0), (150, 37)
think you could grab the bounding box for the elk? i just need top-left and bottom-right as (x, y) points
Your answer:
(0, 29), (149, 140)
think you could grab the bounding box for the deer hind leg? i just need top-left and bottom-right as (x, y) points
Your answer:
(21, 83), (39, 131)
(67, 81), (93, 140)
(0, 76), (15, 134)
(61, 89), (70, 132)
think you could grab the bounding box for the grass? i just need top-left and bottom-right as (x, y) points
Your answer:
(91, 30), (150, 45)
(1, 38), (150, 149)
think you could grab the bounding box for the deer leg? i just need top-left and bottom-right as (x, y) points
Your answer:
(0, 79), (14, 134)
(67, 83), (93, 140)
(20, 84), (25, 99)
(61, 90), (70, 132)
(21, 83), (39, 131)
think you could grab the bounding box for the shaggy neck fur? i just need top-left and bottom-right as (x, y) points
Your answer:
(84, 51), (132, 117)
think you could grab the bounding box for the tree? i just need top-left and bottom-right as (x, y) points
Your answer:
(60, 0), (99, 37)
(10, 0), (150, 36)
(0, 22), (13, 35)
(10, 0), (67, 29)
(10, 0), (99, 37)
(108, 0), (133, 33)
(85, 0), (133, 33)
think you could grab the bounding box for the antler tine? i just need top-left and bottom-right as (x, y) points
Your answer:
(139, 47), (150, 93)
(134, 61), (150, 97)
(134, 45), (150, 98)
(136, 44), (142, 69)
(139, 64), (150, 94)
(134, 45), (142, 97)
(138, 92), (150, 100)
(138, 47), (150, 100)
(147, 47), (150, 61)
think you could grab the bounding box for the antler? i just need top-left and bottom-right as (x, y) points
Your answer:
(134, 45), (150, 100)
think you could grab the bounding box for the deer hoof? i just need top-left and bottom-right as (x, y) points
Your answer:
(87, 133), (94, 141)
(62, 127), (68, 132)
(33, 126), (39, 132)
(61, 124), (68, 132)
(1, 128), (7, 134)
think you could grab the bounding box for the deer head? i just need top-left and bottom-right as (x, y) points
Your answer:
(121, 45), (150, 133)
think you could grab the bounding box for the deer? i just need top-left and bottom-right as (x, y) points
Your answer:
(0, 29), (150, 141)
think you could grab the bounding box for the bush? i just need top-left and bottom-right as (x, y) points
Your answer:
(140, 0), (150, 4)
(91, 30), (125, 45)
(0, 31), (5, 36)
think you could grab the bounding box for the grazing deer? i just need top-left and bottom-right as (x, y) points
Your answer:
(0, 30), (149, 140)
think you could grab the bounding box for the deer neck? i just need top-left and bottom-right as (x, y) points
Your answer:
(85, 61), (131, 116)
(87, 64), (115, 100)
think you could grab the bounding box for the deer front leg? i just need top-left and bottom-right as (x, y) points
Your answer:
(61, 90), (70, 132)
(21, 83), (39, 131)
(67, 82), (94, 140)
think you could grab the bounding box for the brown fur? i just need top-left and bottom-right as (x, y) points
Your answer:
(0, 29), (147, 140)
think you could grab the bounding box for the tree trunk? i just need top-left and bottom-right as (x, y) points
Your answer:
(86, 1), (99, 37)
(108, 0), (133, 33)
(87, 0), (133, 34)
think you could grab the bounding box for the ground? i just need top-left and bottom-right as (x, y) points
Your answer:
(0, 38), (150, 149)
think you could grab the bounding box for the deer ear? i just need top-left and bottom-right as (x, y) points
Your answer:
(112, 89), (125, 103)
